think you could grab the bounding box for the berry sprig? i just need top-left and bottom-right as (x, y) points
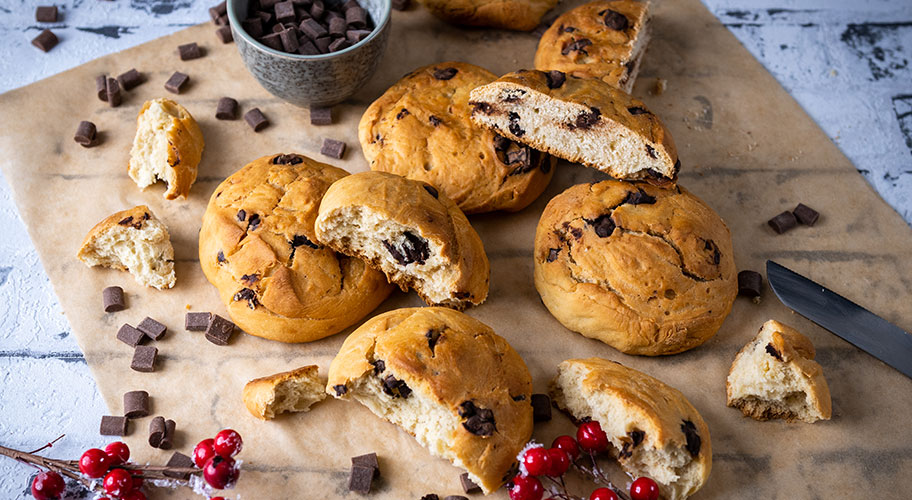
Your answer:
(508, 420), (660, 500)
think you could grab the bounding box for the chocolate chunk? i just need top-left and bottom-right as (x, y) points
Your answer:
(531, 394), (551, 422)
(392, 0), (409, 10)
(300, 18), (327, 39)
(444, 497), (468, 500)
(242, 17), (264, 38)
(280, 27), (300, 51)
(590, 214), (616, 238)
(137, 317), (167, 341)
(261, 0), (281, 9)
(164, 71), (189, 94)
(328, 37), (351, 52)
(310, 106), (332, 125)
(248, 213), (261, 230)
(205, 314), (235, 345)
(106, 77), (122, 107)
(423, 184), (438, 198)
(346, 29), (371, 44)
(275, 0), (296, 23)
(345, 6), (368, 28)
(159, 419), (176, 449)
(459, 401), (496, 436)
(32, 29), (58, 52)
(149, 416), (166, 447)
(429, 115), (442, 127)
(628, 106), (649, 115)
(96, 75), (108, 101)
(216, 25), (233, 43)
(426, 329), (441, 352)
(768, 211), (798, 234)
(433, 67), (459, 80)
(460, 473), (481, 493)
(321, 138), (346, 159)
(36, 6), (58, 23)
(313, 36), (331, 53)
(298, 38), (319, 54)
(645, 144), (658, 159)
(215, 97), (238, 120)
(333, 384), (348, 396)
(164, 452), (194, 479)
(737, 270), (762, 298)
(236, 209), (246, 221)
(382, 231), (429, 266)
(545, 70), (566, 89)
(244, 108), (269, 131)
(421, 495), (439, 500)
(102, 286), (125, 312)
(124, 390), (150, 418)
(290, 234), (319, 251)
(681, 420), (701, 457)
(117, 68), (143, 90)
(629, 430), (645, 447)
(349, 465), (374, 494)
(624, 189), (656, 205)
(178, 42), (203, 60)
(381, 374), (412, 398)
(506, 147), (529, 166)
(547, 248), (560, 262)
(602, 9), (629, 30)
(100, 415), (129, 436)
(210, 1), (228, 21)
(117, 324), (146, 347)
(765, 343), (783, 361)
(793, 203), (819, 226)
(508, 112), (524, 137)
(74, 120), (98, 148)
(351, 453), (379, 476)
(234, 288), (258, 309)
(561, 37), (591, 56)
(130, 345), (158, 372)
(328, 16), (347, 37)
(185, 312), (211, 332)
(570, 107), (601, 130)
(704, 239), (721, 265)
(371, 359), (385, 375)
(309, 0), (324, 19)
(217, 250), (226, 264)
(493, 134), (511, 151)
(273, 154), (303, 165)
(259, 32), (283, 50)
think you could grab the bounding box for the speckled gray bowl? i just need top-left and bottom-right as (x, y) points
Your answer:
(228, 0), (390, 107)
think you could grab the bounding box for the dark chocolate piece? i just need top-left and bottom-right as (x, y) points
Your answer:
(328, 37), (350, 52)
(381, 374), (412, 399)
(205, 314), (236, 345)
(102, 286), (125, 312)
(210, 1), (228, 22)
(280, 27), (299, 52)
(628, 106), (649, 115)
(260, 32), (283, 50)
(624, 189), (656, 205)
(429, 115), (442, 127)
(768, 211), (798, 234)
(508, 111), (524, 137)
(247, 213), (261, 230)
(300, 18), (327, 39)
(320, 138), (346, 159)
(459, 401), (496, 436)
(36, 6), (58, 23)
(149, 416), (166, 447)
(346, 29), (371, 44)
(74, 120), (98, 148)
(163, 452), (194, 479)
(96, 75), (108, 101)
(275, 0), (296, 24)
(244, 108), (269, 132)
(185, 312), (211, 331)
(313, 36), (331, 53)
(351, 452), (379, 477)
(738, 270), (762, 298)
(547, 248), (560, 262)
(261, 0), (281, 9)
(100, 415), (129, 436)
(164, 71), (190, 94)
(117, 324), (146, 347)
(445, 497), (469, 500)
(274, 154), (304, 165)
(216, 97), (238, 120)
(382, 231), (428, 266)
(681, 420), (702, 457)
(420, 495), (439, 500)
(590, 214), (616, 238)
(349, 465), (374, 494)
(298, 38), (319, 54)
(561, 37), (591, 56)
(460, 473), (481, 494)
(329, 16), (347, 37)
(309, 0), (324, 19)
(333, 384), (347, 396)
(32, 29), (58, 52)
(371, 359), (385, 375)
(345, 6), (368, 28)
(424, 184), (438, 199)
(391, 0), (409, 10)
(137, 317), (167, 341)
(242, 17), (264, 38)
(216, 25), (233, 43)
(159, 419), (176, 449)
(545, 70), (566, 89)
(106, 77), (122, 107)
(793, 203), (819, 226)
(234, 288), (259, 309)
(310, 106), (332, 125)
(531, 393), (551, 422)
(396, 108), (410, 120)
(765, 343), (783, 361)
(130, 345), (158, 372)
(432, 67), (459, 81)
(178, 42), (203, 61)
(117, 68), (143, 90)
(602, 9), (629, 30)
(123, 390), (150, 418)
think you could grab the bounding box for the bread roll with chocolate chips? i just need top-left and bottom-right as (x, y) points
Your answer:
(327, 307), (533, 494)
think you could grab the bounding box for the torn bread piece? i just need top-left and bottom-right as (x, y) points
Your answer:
(469, 69), (679, 185)
(243, 365), (328, 420)
(727, 320), (832, 423)
(77, 205), (175, 289)
(128, 98), (205, 200)
(315, 171), (489, 309)
(327, 307), (533, 494)
(550, 358), (711, 500)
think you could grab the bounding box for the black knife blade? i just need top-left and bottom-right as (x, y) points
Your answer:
(766, 260), (912, 379)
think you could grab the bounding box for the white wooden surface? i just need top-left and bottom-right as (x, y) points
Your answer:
(0, 0), (909, 497)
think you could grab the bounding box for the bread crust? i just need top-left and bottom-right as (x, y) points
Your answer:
(416, 0), (559, 31)
(129, 98), (204, 200)
(242, 365), (326, 420)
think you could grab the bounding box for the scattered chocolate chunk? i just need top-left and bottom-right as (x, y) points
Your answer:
(36, 6), (58, 23)
(74, 120), (98, 148)
(328, 37), (351, 52)
(349, 465), (374, 494)
(310, 106), (332, 125)
(737, 270), (762, 298)
(545, 70), (566, 89)
(149, 416), (166, 447)
(106, 77), (122, 107)
(429, 115), (442, 127)
(164, 71), (190, 94)
(382, 231), (429, 266)
(445, 496), (468, 500)
(351, 453), (379, 476)
(508, 111), (524, 137)
(244, 108), (269, 131)
(371, 359), (385, 375)
(159, 419), (176, 449)
(602, 9), (629, 30)
(531, 394), (551, 422)
(163, 452), (194, 479)
(117, 68), (143, 90)
(381, 374), (412, 399)
(178, 42), (203, 60)
(423, 184), (438, 198)
(216, 25), (233, 43)
(216, 97), (238, 120)
(768, 211), (798, 234)
(391, 0), (409, 10)
(117, 324), (146, 347)
(131, 345), (158, 372)
(765, 343), (783, 361)
(460, 473), (481, 493)
(210, 1), (228, 22)
(137, 317), (167, 341)
(96, 75), (108, 101)
(124, 390), (150, 418)
(561, 37), (591, 56)
(624, 189), (656, 205)
(333, 384), (348, 396)
(32, 29), (58, 52)
(681, 420), (701, 457)
(100, 415), (129, 436)
(433, 67), (458, 80)
(321, 138), (346, 159)
(547, 248), (561, 262)
(628, 106), (649, 115)
(205, 314), (236, 345)
(590, 214), (616, 238)
(421, 495), (439, 500)
(459, 401), (496, 436)
(793, 203), (819, 226)
(102, 286), (125, 312)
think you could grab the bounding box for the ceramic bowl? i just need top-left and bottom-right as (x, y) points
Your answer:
(227, 0), (391, 107)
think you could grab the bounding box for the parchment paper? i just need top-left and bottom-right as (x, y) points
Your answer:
(1, 0), (911, 498)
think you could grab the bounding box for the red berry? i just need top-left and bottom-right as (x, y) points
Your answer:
(630, 477), (660, 500)
(211, 498), (226, 500)
(546, 448), (570, 476)
(78, 448), (110, 478)
(551, 435), (580, 461)
(213, 429), (243, 458)
(30, 471), (65, 500)
(590, 488), (619, 500)
(121, 491), (147, 500)
(508, 474), (544, 500)
(193, 438), (217, 468)
(521, 447), (550, 476)
(203, 456), (240, 489)
(104, 442), (130, 466)
(103, 468), (133, 497)
(132, 474), (144, 490)
(577, 421), (610, 453)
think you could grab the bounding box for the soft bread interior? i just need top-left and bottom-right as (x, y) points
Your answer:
(551, 363), (702, 500)
(317, 206), (462, 306)
(78, 219), (175, 290)
(128, 99), (180, 190)
(262, 374), (327, 419)
(470, 83), (673, 179)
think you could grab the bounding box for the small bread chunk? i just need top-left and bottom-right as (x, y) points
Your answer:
(243, 365), (327, 420)
(550, 358), (711, 500)
(727, 320), (832, 423)
(77, 206), (175, 289)
(469, 70), (679, 184)
(315, 171), (489, 309)
(327, 308), (533, 494)
(128, 98), (205, 200)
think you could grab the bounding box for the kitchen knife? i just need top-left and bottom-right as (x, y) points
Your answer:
(766, 260), (912, 379)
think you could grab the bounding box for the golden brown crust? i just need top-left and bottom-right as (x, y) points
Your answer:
(359, 62), (554, 214)
(534, 180), (737, 355)
(198, 154), (393, 343)
(534, 1), (650, 90)
(77, 205), (159, 265)
(131, 98), (205, 200)
(416, 0), (559, 31)
(242, 365), (325, 420)
(326, 307), (533, 493)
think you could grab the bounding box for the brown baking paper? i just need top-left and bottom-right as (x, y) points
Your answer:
(2, 0), (911, 498)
